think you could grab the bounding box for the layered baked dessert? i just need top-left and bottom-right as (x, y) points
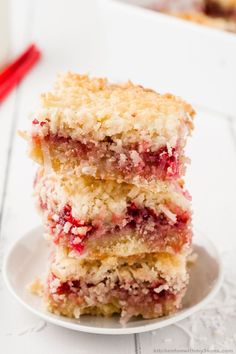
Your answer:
(34, 168), (192, 257)
(28, 72), (194, 184)
(26, 73), (195, 324)
(44, 248), (190, 323)
(149, 0), (236, 32)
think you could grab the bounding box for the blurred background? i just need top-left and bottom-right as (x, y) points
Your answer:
(0, 0), (236, 352)
(1, 0), (236, 113)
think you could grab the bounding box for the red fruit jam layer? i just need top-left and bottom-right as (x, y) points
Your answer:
(42, 201), (191, 254)
(48, 273), (180, 319)
(33, 133), (184, 180)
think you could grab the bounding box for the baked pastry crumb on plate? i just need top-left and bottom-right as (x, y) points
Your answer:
(3, 227), (222, 334)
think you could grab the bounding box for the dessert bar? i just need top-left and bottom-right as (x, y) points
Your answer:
(26, 72), (195, 324)
(28, 73), (194, 184)
(45, 249), (190, 323)
(34, 169), (192, 257)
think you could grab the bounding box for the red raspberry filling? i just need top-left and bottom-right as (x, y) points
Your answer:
(32, 118), (46, 127)
(45, 201), (190, 254)
(51, 276), (177, 304)
(127, 202), (169, 226)
(127, 202), (189, 229)
(55, 204), (94, 253)
(56, 282), (71, 295)
(53, 278), (80, 295)
(34, 133), (182, 180)
(139, 145), (179, 178)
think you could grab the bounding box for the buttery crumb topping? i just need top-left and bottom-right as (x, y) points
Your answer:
(31, 72), (195, 145)
(35, 169), (190, 221)
(51, 250), (190, 290)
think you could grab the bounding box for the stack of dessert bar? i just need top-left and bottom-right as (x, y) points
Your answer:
(28, 73), (195, 323)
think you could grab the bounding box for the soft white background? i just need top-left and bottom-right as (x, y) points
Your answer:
(0, 0), (236, 353)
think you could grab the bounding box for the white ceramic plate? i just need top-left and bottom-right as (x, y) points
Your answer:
(3, 226), (223, 335)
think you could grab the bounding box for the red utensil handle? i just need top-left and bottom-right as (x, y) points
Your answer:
(0, 44), (38, 82)
(0, 45), (41, 102)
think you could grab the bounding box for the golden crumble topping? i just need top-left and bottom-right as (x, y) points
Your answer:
(31, 72), (195, 145)
(35, 168), (190, 221)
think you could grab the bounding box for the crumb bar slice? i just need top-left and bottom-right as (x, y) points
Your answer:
(34, 169), (192, 257)
(28, 72), (194, 184)
(44, 250), (190, 323)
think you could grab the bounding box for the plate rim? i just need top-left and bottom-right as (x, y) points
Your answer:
(2, 226), (223, 335)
